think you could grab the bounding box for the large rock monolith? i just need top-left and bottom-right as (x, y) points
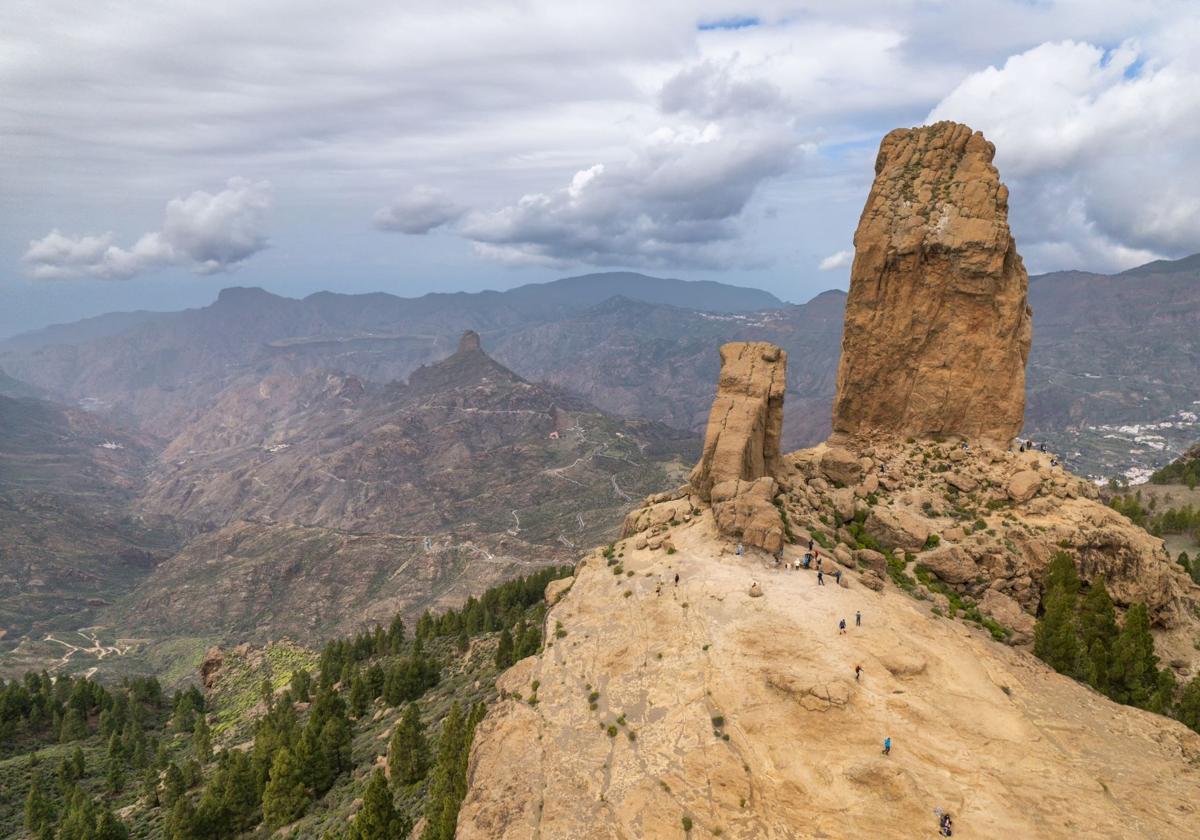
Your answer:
(689, 342), (787, 552)
(831, 121), (1032, 445)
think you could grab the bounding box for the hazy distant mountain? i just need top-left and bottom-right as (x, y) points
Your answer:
(2, 256), (1198, 477)
(105, 334), (695, 642)
(0, 394), (179, 642)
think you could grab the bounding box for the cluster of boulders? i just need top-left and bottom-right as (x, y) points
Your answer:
(775, 436), (1195, 641)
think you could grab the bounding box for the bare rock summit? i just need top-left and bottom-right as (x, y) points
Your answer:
(832, 121), (1032, 444)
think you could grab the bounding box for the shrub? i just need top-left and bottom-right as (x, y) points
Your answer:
(606, 725), (618, 738)
(923, 534), (941, 550)
(682, 816), (694, 832)
(711, 715), (725, 728)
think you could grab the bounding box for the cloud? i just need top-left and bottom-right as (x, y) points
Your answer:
(659, 58), (785, 120)
(462, 122), (797, 269)
(929, 35), (1200, 270)
(818, 249), (853, 270)
(23, 178), (272, 280)
(374, 186), (465, 234)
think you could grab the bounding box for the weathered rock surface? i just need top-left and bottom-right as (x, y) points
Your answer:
(458, 519), (1200, 839)
(831, 121), (1032, 444)
(671, 342), (788, 552)
(865, 506), (931, 552)
(688, 342), (786, 499)
(1007, 469), (1042, 502)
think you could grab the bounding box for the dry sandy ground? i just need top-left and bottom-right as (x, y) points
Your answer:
(458, 514), (1200, 840)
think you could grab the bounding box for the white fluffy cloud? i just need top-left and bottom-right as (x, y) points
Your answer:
(818, 249), (852, 270)
(929, 34), (1200, 270)
(374, 186), (464, 234)
(23, 179), (272, 280)
(462, 123), (798, 269)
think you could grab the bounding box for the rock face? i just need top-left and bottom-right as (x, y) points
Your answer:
(458, 520), (1200, 839)
(689, 342), (786, 499)
(832, 121), (1032, 444)
(646, 341), (788, 554)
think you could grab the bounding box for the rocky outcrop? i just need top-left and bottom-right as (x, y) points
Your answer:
(689, 342), (786, 499)
(831, 121), (1032, 445)
(669, 342), (788, 553)
(458, 518), (1200, 839)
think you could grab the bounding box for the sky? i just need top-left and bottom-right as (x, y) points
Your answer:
(2, 0), (1198, 337)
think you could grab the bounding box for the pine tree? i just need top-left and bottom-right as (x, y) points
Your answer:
(163, 797), (200, 840)
(261, 747), (309, 828)
(107, 755), (125, 794)
(495, 628), (514, 670)
(1176, 675), (1200, 733)
(59, 706), (87, 742)
(193, 715), (212, 763)
(422, 703), (468, 840)
(349, 672), (370, 719)
(350, 769), (412, 840)
(24, 777), (56, 835)
(1034, 584), (1079, 675)
(162, 762), (187, 808)
(1076, 577), (1118, 692)
(388, 702), (429, 786)
(1108, 603), (1164, 710)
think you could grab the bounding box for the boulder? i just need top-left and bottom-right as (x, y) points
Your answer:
(711, 477), (784, 554)
(855, 549), (887, 576)
(980, 588), (1035, 645)
(199, 646), (224, 689)
(946, 473), (977, 493)
(1007, 470), (1042, 503)
(919, 545), (978, 585)
(748, 581), (764, 598)
(830, 121), (1032, 444)
(544, 576), (574, 606)
(859, 571), (885, 591)
(820, 447), (863, 486)
(831, 487), (858, 523)
(865, 507), (930, 552)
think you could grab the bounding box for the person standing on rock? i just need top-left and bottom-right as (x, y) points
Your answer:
(736, 542), (744, 556)
(817, 570), (825, 586)
(834, 569), (842, 585)
(808, 538), (814, 552)
(839, 618), (847, 635)
(655, 580), (662, 597)
(855, 664), (863, 682)
(882, 736), (891, 756)
(674, 573), (679, 587)
(856, 610), (861, 627)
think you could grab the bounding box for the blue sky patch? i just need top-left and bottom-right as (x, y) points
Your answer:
(698, 15), (761, 31)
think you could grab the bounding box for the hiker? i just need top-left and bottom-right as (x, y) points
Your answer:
(1050, 457), (1059, 467)
(773, 548), (783, 566)
(736, 542), (744, 556)
(1039, 442), (1047, 453)
(961, 440), (969, 451)
(855, 664), (863, 681)
(802, 553), (811, 569)
(839, 618), (846, 634)
(855, 610), (861, 627)
(817, 570), (825, 586)
(793, 556), (801, 571)
(816, 556), (823, 572)
(834, 569), (842, 585)
(940, 813), (953, 836)
(808, 538), (814, 552)
(674, 573), (680, 586)
(655, 580), (662, 597)
(882, 736), (891, 756)
(1019, 443), (1026, 453)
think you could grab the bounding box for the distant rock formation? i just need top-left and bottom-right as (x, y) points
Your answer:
(831, 121), (1032, 445)
(458, 329), (482, 353)
(689, 342), (786, 499)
